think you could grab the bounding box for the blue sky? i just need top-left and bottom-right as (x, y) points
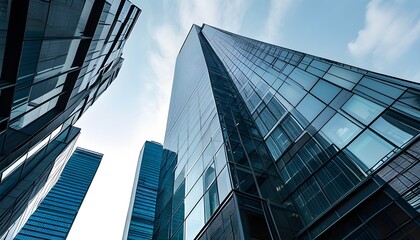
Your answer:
(68, 0), (420, 239)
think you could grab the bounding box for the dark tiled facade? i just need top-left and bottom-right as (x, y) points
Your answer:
(15, 147), (102, 239)
(123, 141), (163, 240)
(0, 0), (139, 238)
(153, 24), (420, 240)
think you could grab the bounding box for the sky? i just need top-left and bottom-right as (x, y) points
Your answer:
(67, 0), (420, 239)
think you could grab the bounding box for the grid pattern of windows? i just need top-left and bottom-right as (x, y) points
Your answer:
(0, 1), (139, 238)
(15, 148), (102, 239)
(154, 24), (419, 240)
(123, 141), (163, 240)
(201, 24), (419, 239)
(153, 26), (230, 240)
(0, 126), (80, 239)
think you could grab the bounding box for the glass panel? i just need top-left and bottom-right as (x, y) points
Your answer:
(203, 163), (216, 190)
(342, 94), (384, 125)
(185, 198), (204, 240)
(278, 79), (306, 106)
(327, 66), (363, 83)
(371, 110), (418, 147)
(185, 176), (203, 216)
(289, 67), (318, 90)
(268, 127), (291, 157)
(346, 130), (394, 170)
(321, 114), (362, 149)
(296, 94), (326, 123)
(204, 182), (219, 222)
(217, 166), (231, 203)
(282, 115), (303, 141)
(311, 80), (340, 104)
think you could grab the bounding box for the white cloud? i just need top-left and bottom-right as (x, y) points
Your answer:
(348, 0), (420, 65)
(262, 0), (296, 43)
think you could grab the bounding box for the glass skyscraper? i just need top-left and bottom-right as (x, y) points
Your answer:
(0, 0), (139, 238)
(123, 141), (163, 240)
(153, 24), (419, 240)
(15, 147), (102, 239)
(0, 126), (80, 239)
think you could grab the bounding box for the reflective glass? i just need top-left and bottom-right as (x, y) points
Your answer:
(346, 130), (394, 170)
(321, 114), (362, 149)
(296, 94), (325, 123)
(289, 67), (318, 90)
(185, 198), (204, 240)
(278, 79), (306, 106)
(217, 166), (231, 203)
(342, 94), (384, 125)
(204, 182), (219, 222)
(311, 80), (340, 104)
(371, 111), (418, 147)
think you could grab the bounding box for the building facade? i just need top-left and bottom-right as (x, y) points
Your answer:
(0, 0), (139, 238)
(0, 126), (80, 239)
(123, 141), (163, 240)
(153, 24), (420, 240)
(15, 147), (102, 239)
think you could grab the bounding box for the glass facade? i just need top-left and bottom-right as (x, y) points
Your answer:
(0, 0), (139, 238)
(154, 24), (420, 240)
(0, 125), (80, 239)
(15, 147), (102, 239)
(123, 141), (163, 240)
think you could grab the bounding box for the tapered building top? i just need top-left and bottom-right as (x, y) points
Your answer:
(153, 24), (419, 240)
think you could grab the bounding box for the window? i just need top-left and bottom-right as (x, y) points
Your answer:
(321, 114), (362, 149)
(342, 94), (384, 125)
(296, 94), (326, 123)
(346, 130), (394, 170)
(311, 80), (340, 104)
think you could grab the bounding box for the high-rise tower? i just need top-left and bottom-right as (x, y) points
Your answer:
(15, 147), (102, 239)
(0, 0), (140, 238)
(153, 24), (419, 240)
(123, 141), (163, 240)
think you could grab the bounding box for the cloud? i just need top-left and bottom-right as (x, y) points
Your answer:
(262, 0), (296, 43)
(348, 0), (420, 65)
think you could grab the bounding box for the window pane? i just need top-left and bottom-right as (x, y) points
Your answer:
(185, 198), (204, 240)
(311, 80), (340, 104)
(371, 110), (418, 147)
(346, 130), (394, 170)
(289, 67), (318, 90)
(204, 182), (219, 222)
(342, 94), (384, 125)
(296, 94), (326, 123)
(217, 166), (231, 202)
(321, 114), (362, 149)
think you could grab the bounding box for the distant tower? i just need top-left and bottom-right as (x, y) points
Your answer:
(123, 141), (163, 240)
(152, 24), (420, 240)
(15, 148), (102, 239)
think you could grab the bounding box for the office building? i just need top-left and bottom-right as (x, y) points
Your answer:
(0, 126), (80, 239)
(0, 0), (140, 238)
(15, 147), (102, 239)
(123, 141), (163, 240)
(153, 24), (419, 240)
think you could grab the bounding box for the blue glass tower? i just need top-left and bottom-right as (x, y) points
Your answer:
(153, 24), (420, 240)
(123, 141), (163, 240)
(0, 0), (139, 237)
(15, 147), (102, 239)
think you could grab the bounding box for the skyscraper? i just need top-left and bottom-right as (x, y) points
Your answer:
(153, 24), (420, 240)
(0, 125), (80, 239)
(15, 147), (102, 239)
(123, 141), (163, 240)
(0, 0), (139, 237)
